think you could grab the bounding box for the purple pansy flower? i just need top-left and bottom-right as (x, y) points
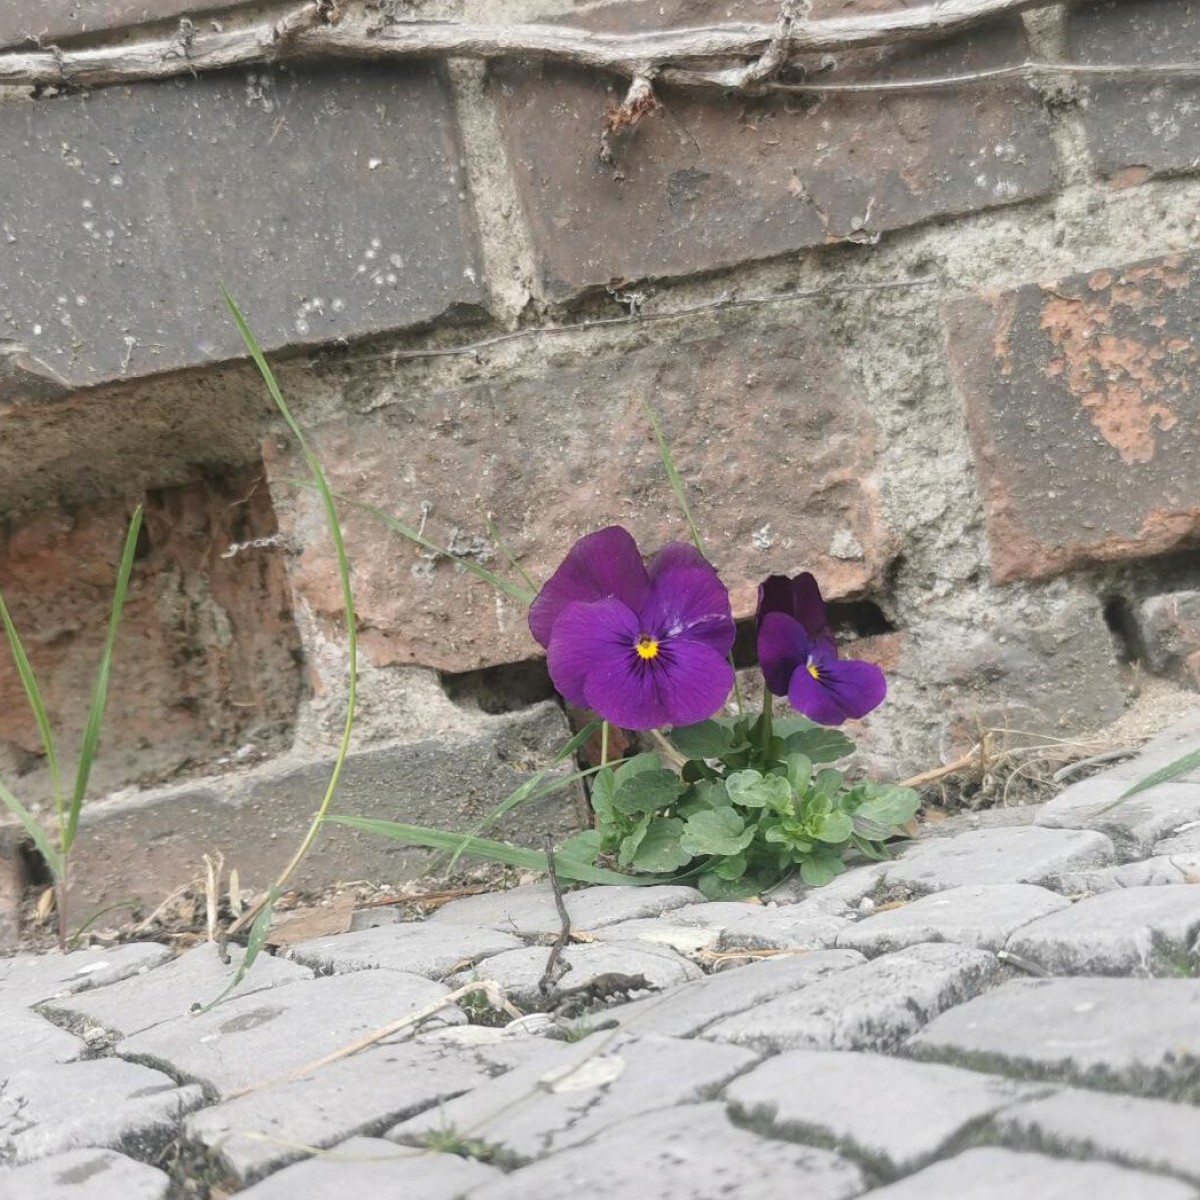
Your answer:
(529, 526), (735, 731)
(756, 572), (886, 727)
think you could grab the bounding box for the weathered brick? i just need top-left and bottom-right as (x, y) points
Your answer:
(946, 252), (1200, 581)
(494, 0), (1054, 298)
(0, 64), (481, 392)
(270, 315), (888, 673)
(0, 470), (302, 803)
(0, 2), (256, 51)
(1068, 0), (1200, 183)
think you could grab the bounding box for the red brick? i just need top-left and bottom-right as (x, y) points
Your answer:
(945, 252), (1200, 582)
(1068, 0), (1200, 182)
(0, 64), (481, 392)
(267, 315), (890, 675)
(0, 2), (254, 50)
(495, 0), (1054, 298)
(0, 469), (302, 801)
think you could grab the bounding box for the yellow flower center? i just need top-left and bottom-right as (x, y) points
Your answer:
(635, 635), (660, 660)
(807, 661), (821, 680)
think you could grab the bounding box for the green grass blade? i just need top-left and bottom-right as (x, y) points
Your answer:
(1094, 746), (1200, 815)
(0, 777), (64, 878)
(643, 400), (706, 558)
(65, 505), (143, 851)
(480, 507), (539, 596)
(0, 589), (63, 826)
(221, 287), (357, 903)
(286, 481), (535, 606)
(198, 885), (280, 1013)
(328, 815), (673, 885)
(444, 720), (600, 870)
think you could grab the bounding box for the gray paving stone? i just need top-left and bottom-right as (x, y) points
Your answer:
(47, 945), (312, 1037)
(0, 1147), (170, 1200)
(349, 906), (404, 931)
(0, 1059), (205, 1164)
(703, 943), (1000, 1053)
(1156, 822), (1200, 855)
(286, 922), (523, 980)
(1039, 781), (1200, 856)
(1004, 886), (1200, 976)
(186, 1040), (497, 1182)
(995, 1087), (1200, 1184)
(764, 863), (888, 913)
(714, 906), (850, 952)
(118, 970), (461, 1098)
(909, 977), (1200, 1100)
(232, 1136), (501, 1200)
(883, 827), (1115, 894)
(726, 1050), (1042, 1177)
(450, 941), (702, 1009)
(0, 1009), (85, 1073)
(601, 950), (866, 1039)
(0, 943), (172, 1008)
(587, 915), (728, 956)
(1056, 855), (1200, 893)
(430, 883), (704, 936)
(1036, 717), (1200, 854)
(388, 1032), (756, 1163)
(837, 884), (1070, 956)
(854, 1146), (1194, 1199)
(468, 1101), (865, 1200)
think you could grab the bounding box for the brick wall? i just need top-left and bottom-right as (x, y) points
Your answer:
(2, 0), (1199, 905)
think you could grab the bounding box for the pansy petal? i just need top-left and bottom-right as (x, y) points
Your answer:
(757, 611), (812, 697)
(790, 572), (830, 640)
(646, 541), (712, 581)
(529, 526), (650, 648)
(786, 663), (851, 727)
(814, 656), (887, 720)
(756, 574), (795, 622)
(584, 639), (734, 731)
(641, 563), (735, 656)
(545, 597), (641, 709)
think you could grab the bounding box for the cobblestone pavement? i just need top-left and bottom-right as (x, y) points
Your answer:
(3, 716), (1200, 1199)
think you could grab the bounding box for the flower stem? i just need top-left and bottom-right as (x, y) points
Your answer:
(600, 720), (610, 768)
(759, 689), (774, 757)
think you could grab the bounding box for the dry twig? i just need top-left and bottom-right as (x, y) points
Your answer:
(539, 834), (572, 998)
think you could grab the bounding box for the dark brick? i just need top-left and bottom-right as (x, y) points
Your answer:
(266, 313), (889, 673)
(0, 2), (254, 50)
(945, 252), (1200, 582)
(0, 64), (482, 392)
(494, 0), (1055, 298)
(0, 468), (303, 802)
(1068, 0), (1200, 183)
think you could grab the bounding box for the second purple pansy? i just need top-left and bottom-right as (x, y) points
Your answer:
(756, 572), (886, 727)
(529, 526), (735, 731)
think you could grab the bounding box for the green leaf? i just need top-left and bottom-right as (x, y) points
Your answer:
(798, 856), (838, 887)
(813, 768), (844, 797)
(0, 778), (64, 879)
(0, 590), (62, 825)
(199, 884), (281, 1012)
(612, 768), (683, 815)
(558, 829), (603, 865)
(713, 852), (748, 881)
(618, 813), (652, 867)
(670, 720), (738, 759)
(698, 871), (761, 901)
(783, 726), (855, 764)
(679, 808), (755, 857)
(614, 752), (662, 782)
(631, 818), (692, 872)
(329, 815), (672, 884)
(677, 778), (731, 817)
(785, 753), (813, 794)
(852, 786), (920, 839)
(591, 767), (619, 825)
(726, 770), (791, 811)
(816, 810), (854, 844)
(65, 505), (143, 852)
